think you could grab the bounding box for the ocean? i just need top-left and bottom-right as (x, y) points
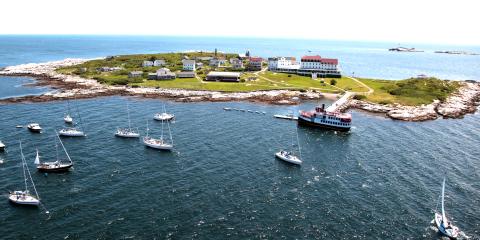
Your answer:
(0, 35), (479, 239)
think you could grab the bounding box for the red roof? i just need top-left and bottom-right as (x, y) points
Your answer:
(301, 55), (338, 65)
(249, 57), (263, 62)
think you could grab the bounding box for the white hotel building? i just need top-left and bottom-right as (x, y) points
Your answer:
(268, 57), (300, 73)
(297, 55), (341, 77)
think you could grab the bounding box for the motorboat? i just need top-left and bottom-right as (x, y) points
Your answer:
(64, 114), (73, 124)
(274, 114), (298, 120)
(0, 140), (5, 151)
(154, 112), (175, 121)
(275, 151), (302, 165)
(27, 123), (42, 133)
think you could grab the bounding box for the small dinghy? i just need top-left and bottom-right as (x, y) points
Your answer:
(0, 140), (5, 151)
(274, 114), (298, 120)
(9, 142), (41, 206)
(27, 123), (42, 133)
(35, 132), (73, 173)
(434, 178), (461, 239)
(143, 119), (173, 151)
(59, 128), (85, 137)
(64, 114), (73, 124)
(223, 107), (232, 111)
(154, 104), (175, 121)
(16, 125), (23, 128)
(115, 102), (140, 138)
(64, 100), (74, 124)
(275, 151), (302, 165)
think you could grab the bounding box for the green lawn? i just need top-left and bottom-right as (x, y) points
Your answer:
(360, 78), (460, 106)
(55, 52), (462, 105)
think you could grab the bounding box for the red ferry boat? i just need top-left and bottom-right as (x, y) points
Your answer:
(298, 104), (351, 131)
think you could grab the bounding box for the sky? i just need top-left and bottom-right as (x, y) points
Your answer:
(1, 0), (479, 45)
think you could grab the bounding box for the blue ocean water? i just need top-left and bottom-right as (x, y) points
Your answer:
(0, 36), (479, 239)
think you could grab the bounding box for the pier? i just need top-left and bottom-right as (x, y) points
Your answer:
(326, 92), (355, 112)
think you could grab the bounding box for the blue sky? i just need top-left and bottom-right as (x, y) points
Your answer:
(1, 0), (479, 45)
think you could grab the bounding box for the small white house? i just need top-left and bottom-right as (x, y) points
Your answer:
(153, 60), (166, 67)
(142, 61), (154, 67)
(182, 60), (196, 71)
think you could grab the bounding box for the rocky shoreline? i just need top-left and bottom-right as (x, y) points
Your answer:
(0, 59), (323, 105)
(347, 82), (480, 121)
(0, 58), (479, 121)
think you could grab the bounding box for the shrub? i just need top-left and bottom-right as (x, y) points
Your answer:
(288, 74), (292, 77)
(330, 79), (337, 86)
(353, 95), (367, 100)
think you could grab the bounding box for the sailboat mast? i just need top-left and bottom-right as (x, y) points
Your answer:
(167, 120), (173, 145)
(146, 120), (149, 137)
(56, 131), (73, 164)
(20, 142), (28, 192)
(441, 177), (446, 223)
(127, 102), (132, 130)
(161, 119), (165, 140)
(296, 126), (302, 159)
(20, 142), (40, 199)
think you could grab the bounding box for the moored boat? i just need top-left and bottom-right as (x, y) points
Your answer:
(275, 151), (302, 165)
(64, 114), (73, 124)
(35, 133), (73, 172)
(115, 102), (140, 138)
(59, 128), (85, 137)
(143, 119), (173, 151)
(0, 140), (5, 151)
(27, 123), (42, 133)
(9, 142), (42, 207)
(154, 105), (175, 121)
(298, 104), (351, 131)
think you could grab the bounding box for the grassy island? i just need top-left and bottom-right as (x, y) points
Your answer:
(56, 52), (461, 106)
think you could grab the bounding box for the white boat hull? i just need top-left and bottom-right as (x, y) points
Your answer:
(275, 152), (302, 165)
(153, 113), (175, 121)
(434, 213), (459, 239)
(9, 192), (40, 206)
(115, 132), (140, 138)
(143, 137), (173, 150)
(59, 129), (85, 137)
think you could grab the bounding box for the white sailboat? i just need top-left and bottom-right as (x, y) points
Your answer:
(115, 102), (140, 138)
(35, 132), (74, 172)
(59, 101), (85, 137)
(275, 125), (302, 165)
(143, 119), (173, 151)
(64, 100), (73, 124)
(9, 142), (41, 206)
(434, 178), (460, 239)
(154, 104), (175, 121)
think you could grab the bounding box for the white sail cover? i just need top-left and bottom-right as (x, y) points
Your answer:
(441, 177), (448, 226)
(34, 149), (40, 165)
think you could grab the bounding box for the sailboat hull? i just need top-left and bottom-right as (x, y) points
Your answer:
(435, 212), (460, 239)
(8, 192), (40, 206)
(37, 163), (73, 172)
(275, 152), (302, 165)
(59, 130), (85, 137)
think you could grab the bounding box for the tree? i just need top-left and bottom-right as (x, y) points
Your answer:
(330, 79), (337, 86)
(149, 56), (156, 62)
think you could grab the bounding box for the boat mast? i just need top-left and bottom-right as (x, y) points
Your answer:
(127, 102), (132, 130)
(56, 131), (72, 164)
(161, 119), (165, 141)
(20, 142), (28, 192)
(146, 120), (149, 137)
(295, 126), (302, 160)
(167, 119), (173, 145)
(20, 142), (40, 199)
(441, 177), (447, 225)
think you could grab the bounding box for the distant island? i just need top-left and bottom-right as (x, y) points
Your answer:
(388, 47), (424, 52)
(0, 51), (479, 121)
